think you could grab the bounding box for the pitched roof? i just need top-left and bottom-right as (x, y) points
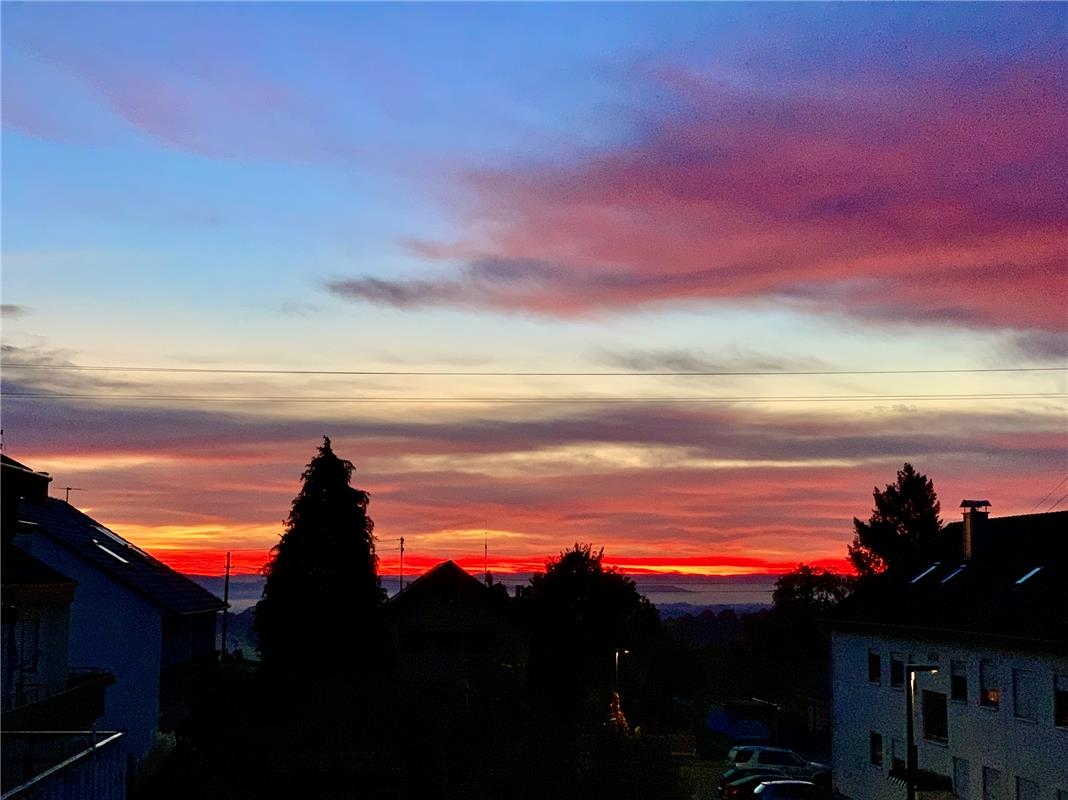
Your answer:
(17, 497), (225, 615)
(1, 545), (76, 587)
(830, 510), (1068, 648)
(380, 560), (500, 618)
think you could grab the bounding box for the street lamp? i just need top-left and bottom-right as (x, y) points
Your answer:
(614, 648), (630, 691)
(905, 664), (939, 800)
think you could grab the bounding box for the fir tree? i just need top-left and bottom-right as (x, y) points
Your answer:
(255, 437), (385, 673)
(848, 462), (943, 577)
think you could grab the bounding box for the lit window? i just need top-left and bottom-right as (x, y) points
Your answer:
(868, 650), (881, 685)
(980, 660), (999, 708)
(1055, 675), (1068, 727)
(923, 690), (948, 742)
(952, 660), (968, 702)
(869, 732), (883, 766)
(1013, 669), (1039, 721)
(890, 653), (905, 688)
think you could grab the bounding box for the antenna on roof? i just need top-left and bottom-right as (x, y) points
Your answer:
(484, 529), (489, 585)
(61, 487), (84, 503)
(400, 536), (405, 593)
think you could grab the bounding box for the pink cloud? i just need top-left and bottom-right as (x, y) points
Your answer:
(340, 57), (1067, 332)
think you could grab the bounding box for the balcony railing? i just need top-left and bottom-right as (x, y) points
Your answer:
(1, 730), (125, 800)
(1, 669), (114, 731)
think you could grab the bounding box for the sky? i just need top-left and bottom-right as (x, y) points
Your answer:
(2, 2), (1066, 578)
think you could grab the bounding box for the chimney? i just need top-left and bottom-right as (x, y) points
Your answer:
(960, 499), (991, 560)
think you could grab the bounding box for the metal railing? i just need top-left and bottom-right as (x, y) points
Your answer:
(3, 669), (113, 714)
(1, 730), (125, 800)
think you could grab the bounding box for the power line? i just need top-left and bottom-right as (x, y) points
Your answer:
(3, 363), (1065, 378)
(2, 391), (1064, 405)
(1029, 475), (1068, 513)
(1042, 493), (1068, 512)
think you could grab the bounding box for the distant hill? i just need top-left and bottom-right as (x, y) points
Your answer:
(188, 571), (776, 615)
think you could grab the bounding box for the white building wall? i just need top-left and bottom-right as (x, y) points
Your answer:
(14, 533), (163, 768)
(832, 630), (1068, 800)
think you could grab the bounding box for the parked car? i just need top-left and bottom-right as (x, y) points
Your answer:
(721, 771), (788, 799)
(726, 746), (829, 782)
(718, 767), (786, 798)
(753, 780), (829, 799)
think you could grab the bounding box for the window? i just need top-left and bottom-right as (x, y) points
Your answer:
(911, 562), (939, 583)
(868, 650), (881, 684)
(1055, 675), (1068, 727)
(1013, 669), (1039, 721)
(1014, 566), (1042, 585)
(890, 653), (905, 687)
(923, 690), (948, 742)
(980, 660), (999, 708)
(952, 660), (968, 702)
(758, 751), (798, 766)
(869, 732), (883, 766)
(1015, 777), (1038, 800)
(941, 564), (966, 583)
(983, 767), (1002, 800)
(891, 738), (905, 771)
(953, 757), (971, 800)
(15, 618), (40, 677)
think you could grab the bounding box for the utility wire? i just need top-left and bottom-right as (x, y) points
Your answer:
(1047, 492), (1068, 513)
(2, 391), (1064, 404)
(1029, 475), (1068, 513)
(2, 364), (1065, 378)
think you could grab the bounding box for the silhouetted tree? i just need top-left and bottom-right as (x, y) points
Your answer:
(848, 462), (943, 576)
(524, 544), (658, 725)
(773, 563), (854, 615)
(254, 437), (385, 674)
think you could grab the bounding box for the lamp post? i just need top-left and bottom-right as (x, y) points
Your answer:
(614, 648), (629, 691)
(905, 664), (939, 800)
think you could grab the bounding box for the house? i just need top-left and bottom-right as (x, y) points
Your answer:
(828, 502), (1068, 800)
(5, 454), (226, 770)
(2, 454), (126, 799)
(379, 560), (525, 687)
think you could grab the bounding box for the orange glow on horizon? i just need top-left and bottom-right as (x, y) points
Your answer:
(151, 546), (852, 578)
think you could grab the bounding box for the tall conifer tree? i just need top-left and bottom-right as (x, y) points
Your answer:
(255, 437), (384, 672)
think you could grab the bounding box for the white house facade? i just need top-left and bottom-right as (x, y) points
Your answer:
(830, 506), (1068, 800)
(10, 461), (225, 770)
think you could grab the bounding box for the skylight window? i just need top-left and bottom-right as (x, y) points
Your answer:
(92, 539), (129, 564)
(93, 525), (149, 558)
(940, 565), (966, 584)
(1015, 567), (1042, 585)
(911, 563), (940, 583)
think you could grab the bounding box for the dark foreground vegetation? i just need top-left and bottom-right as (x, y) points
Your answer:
(134, 443), (941, 799)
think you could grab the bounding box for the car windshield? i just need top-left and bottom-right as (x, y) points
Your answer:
(731, 748), (754, 762)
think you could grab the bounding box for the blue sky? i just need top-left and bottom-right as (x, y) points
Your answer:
(2, 2), (1065, 574)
